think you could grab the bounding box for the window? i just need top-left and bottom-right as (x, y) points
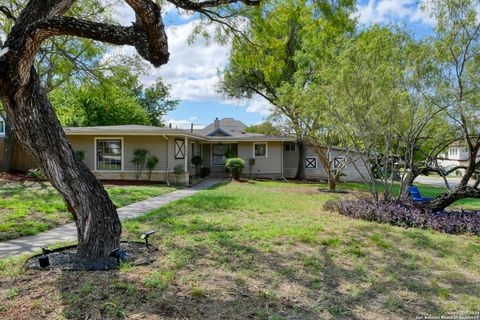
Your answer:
(212, 144), (238, 165)
(285, 143), (295, 152)
(96, 139), (122, 171)
(333, 156), (345, 170)
(305, 157), (317, 169)
(175, 139), (185, 159)
(253, 143), (268, 158)
(0, 118), (4, 135)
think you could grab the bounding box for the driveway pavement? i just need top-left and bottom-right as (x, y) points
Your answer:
(0, 179), (222, 258)
(415, 175), (467, 188)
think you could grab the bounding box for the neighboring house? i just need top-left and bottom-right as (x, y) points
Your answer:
(1, 116), (369, 184)
(0, 115), (5, 137)
(438, 141), (480, 176)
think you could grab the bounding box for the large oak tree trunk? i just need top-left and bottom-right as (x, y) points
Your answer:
(0, 70), (121, 259)
(295, 138), (306, 180)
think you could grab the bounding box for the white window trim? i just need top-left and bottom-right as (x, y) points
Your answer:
(305, 156), (318, 169)
(94, 137), (124, 172)
(253, 142), (268, 158)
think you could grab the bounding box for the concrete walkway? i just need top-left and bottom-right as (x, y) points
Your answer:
(0, 179), (222, 258)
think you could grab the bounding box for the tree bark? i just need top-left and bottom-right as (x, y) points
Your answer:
(1, 117), (14, 172)
(0, 70), (121, 259)
(295, 138), (306, 180)
(424, 186), (480, 212)
(328, 172), (336, 191)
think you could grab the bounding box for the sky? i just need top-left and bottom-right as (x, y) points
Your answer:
(110, 0), (436, 129)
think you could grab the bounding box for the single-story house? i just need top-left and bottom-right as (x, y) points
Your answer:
(1, 116), (370, 184)
(63, 118), (369, 184)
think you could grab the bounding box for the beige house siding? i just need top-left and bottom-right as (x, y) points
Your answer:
(69, 135), (95, 169)
(238, 141), (282, 176)
(283, 144), (370, 183)
(68, 134), (183, 182)
(200, 141), (283, 177)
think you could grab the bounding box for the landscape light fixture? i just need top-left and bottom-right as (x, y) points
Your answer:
(141, 230), (156, 249)
(38, 247), (53, 268)
(109, 248), (121, 265)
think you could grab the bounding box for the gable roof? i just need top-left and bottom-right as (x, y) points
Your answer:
(206, 127), (232, 137)
(195, 118), (248, 137)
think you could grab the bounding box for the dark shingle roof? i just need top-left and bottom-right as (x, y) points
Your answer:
(195, 118), (248, 137)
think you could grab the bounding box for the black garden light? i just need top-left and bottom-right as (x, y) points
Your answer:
(141, 230), (156, 249)
(110, 248), (121, 265)
(38, 247), (53, 268)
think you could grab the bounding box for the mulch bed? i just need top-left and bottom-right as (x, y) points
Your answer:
(25, 241), (158, 271)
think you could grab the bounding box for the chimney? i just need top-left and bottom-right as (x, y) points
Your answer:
(169, 123), (172, 129)
(190, 123), (194, 133)
(214, 117), (220, 129)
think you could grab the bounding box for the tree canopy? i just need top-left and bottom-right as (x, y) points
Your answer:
(51, 66), (178, 127)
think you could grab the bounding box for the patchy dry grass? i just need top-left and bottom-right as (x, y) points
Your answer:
(0, 180), (478, 319)
(0, 180), (176, 241)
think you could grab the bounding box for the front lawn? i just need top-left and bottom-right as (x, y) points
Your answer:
(0, 181), (478, 319)
(0, 180), (176, 241)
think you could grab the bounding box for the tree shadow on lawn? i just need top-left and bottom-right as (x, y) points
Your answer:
(7, 231), (470, 319)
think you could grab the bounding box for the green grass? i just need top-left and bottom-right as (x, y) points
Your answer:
(0, 181), (478, 319)
(257, 180), (480, 210)
(0, 180), (176, 241)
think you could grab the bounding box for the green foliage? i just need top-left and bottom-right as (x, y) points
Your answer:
(224, 149), (236, 159)
(191, 155), (203, 167)
(137, 79), (179, 126)
(245, 121), (282, 136)
(132, 149), (149, 180)
(74, 150), (85, 161)
(146, 155), (159, 181)
(50, 66), (177, 127)
(220, 0), (355, 181)
(225, 158), (245, 180)
(26, 168), (46, 180)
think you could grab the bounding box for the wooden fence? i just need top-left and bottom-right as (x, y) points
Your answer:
(0, 138), (38, 172)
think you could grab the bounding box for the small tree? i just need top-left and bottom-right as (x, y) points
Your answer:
(132, 149), (148, 180)
(226, 158), (245, 180)
(74, 150), (85, 161)
(174, 164), (185, 185)
(191, 155), (203, 176)
(146, 155), (159, 181)
(248, 158), (255, 179)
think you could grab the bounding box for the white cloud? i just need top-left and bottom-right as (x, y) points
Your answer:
(105, 5), (272, 118)
(356, 0), (435, 26)
(244, 98), (273, 116)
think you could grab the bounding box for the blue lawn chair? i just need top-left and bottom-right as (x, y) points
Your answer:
(408, 186), (433, 203)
